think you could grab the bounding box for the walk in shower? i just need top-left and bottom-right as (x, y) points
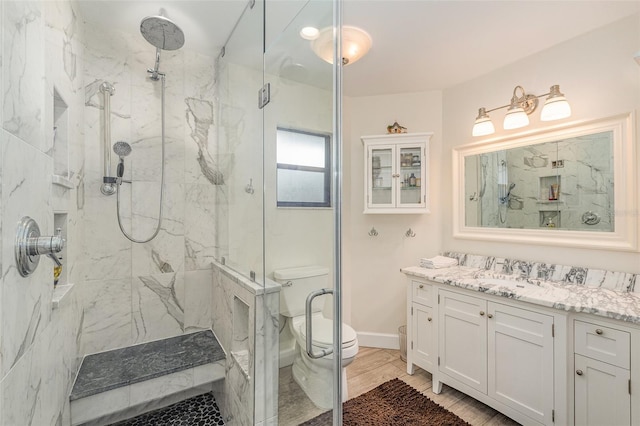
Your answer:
(0, 0), (340, 424)
(84, 0), (341, 424)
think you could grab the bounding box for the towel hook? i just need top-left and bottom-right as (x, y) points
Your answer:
(405, 228), (416, 238)
(245, 178), (254, 194)
(368, 227), (378, 237)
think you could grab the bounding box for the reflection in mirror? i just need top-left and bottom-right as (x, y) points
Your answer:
(465, 131), (614, 231)
(454, 113), (637, 251)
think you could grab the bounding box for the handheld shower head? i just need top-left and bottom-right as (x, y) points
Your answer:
(113, 141), (131, 179)
(113, 141), (132, 157)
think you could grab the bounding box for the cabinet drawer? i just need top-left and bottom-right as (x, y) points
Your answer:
(575, 320), (630, 369)
(412, 281), (433, 306)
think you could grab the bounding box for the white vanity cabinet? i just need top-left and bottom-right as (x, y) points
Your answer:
(361, 133), (432, 214)
(573, 319), (632, 426)
(407, 280), (435, 373)
(438, 289), (555, 425)
(438, 289), (488, 393)
(407, 278), (564, 426)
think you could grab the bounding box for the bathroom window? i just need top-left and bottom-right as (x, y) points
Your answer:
(276, 128), (331, 208)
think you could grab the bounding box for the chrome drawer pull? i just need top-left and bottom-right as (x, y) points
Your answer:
(487, 314), (493, 319)
(480, 311), (485, 316)
(576, 370), (584, 376)
(595, 329), (604, 335)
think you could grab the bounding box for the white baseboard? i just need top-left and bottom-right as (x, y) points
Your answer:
(356, 332), (400, 350)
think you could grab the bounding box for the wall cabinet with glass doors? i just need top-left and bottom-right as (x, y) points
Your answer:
(362, 132), (432, 214)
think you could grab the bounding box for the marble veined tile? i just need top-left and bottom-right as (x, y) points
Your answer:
(79, 278), (133, 355)
(185, 184), (219, 271)
(1, 133), (53, 376)
(2, 1), (45, 150)
(184, 269), (214, 332)
(131, 182), (185, 276)
(185, 97), (224, 186)
(132, 272), (185, 343)
(0, 343), (42, 425)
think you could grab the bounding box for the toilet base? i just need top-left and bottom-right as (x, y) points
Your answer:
(291, 344), (352, 409)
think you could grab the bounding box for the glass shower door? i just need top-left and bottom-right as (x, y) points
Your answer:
(263, 0), (341, 424)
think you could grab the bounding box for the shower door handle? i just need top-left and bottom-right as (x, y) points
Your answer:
(305, 288), (334, 359)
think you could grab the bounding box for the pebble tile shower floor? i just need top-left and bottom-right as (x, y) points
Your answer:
(111, 393), (225, 426)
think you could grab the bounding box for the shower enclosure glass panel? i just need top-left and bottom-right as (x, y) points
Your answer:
(216, 2), (265, 285)
(263, 0), (339, 423)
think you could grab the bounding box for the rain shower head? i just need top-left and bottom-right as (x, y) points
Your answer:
(113, 141), (132, 157)
(140, 16), (184, 51)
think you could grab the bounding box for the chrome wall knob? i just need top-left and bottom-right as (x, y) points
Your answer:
(15, 217), (65, 277)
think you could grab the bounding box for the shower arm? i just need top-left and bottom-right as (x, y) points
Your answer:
(100, 82), (117, 196)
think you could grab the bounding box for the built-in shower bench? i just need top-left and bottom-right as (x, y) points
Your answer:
(70, 330), (225, 426)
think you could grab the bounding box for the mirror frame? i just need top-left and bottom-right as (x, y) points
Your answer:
(452, 113), (637, 252)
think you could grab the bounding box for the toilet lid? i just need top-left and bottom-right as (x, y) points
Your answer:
(298, 316), (357, 347)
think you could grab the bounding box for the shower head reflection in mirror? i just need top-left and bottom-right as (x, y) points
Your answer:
(453, 113), (637, 251)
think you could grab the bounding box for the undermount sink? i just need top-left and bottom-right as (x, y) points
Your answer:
(479, 278), (538, 289)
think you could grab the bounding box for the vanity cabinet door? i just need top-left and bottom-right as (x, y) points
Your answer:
(574, 354), (630, 426)
(487, 302), (554, 425)
(439, 290), (487, 393)
(412, 303), (435, 372)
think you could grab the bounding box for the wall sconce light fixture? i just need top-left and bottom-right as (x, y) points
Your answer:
(472, 85), (571, 137)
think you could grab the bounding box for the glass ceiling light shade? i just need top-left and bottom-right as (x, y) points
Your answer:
(503, 97), (529, 130)
(540, 85), (571, 121)
(311, 25), (372, 66)
(472, 108), (495, 136)
(473, 84), (569, 136)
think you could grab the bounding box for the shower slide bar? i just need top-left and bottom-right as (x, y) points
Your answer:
(99, 81), (117, 196)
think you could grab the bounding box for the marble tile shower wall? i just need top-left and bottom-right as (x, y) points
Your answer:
(78, 23), (220, 355)
(210, 262), (279, 426)
(1, 1), (85, 424)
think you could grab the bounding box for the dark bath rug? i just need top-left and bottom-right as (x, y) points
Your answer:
(300, 378), (471, 426)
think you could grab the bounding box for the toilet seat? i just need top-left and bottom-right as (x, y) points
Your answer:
(292, 315), (358, 357)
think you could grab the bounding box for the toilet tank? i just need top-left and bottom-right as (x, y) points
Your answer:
(274, 266), (329, 317)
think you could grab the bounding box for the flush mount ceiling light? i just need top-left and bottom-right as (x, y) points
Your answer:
(310, 25), (372, 66)
(472, 85), (571, 137)
(300, 26), (319, 41)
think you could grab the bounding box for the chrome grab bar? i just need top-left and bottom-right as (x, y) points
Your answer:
(305, 288), (334, 359)
(100, 81), (116, 196)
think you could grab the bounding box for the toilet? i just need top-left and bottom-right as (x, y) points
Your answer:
(274, 266), (359, 409)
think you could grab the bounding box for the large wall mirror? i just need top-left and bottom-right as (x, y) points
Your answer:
(453, 113), (637, 251)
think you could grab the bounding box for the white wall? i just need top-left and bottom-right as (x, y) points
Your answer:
(345, 14), (640, 343)
(344, 91), (443, 339)
(442, 14), (640, 274)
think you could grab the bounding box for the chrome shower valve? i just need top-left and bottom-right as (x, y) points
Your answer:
(15, 217), (65, 277)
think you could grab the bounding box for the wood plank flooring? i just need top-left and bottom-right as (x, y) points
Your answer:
(278, 347), (520, 425)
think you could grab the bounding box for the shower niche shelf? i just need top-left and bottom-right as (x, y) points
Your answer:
(51, 213), (75, 310)
(53, 88), (70, 180)
(232, 296), (250, 378)
(539, 175), (561, 202)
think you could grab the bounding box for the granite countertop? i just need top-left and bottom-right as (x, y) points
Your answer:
(402, 265), (640, 325)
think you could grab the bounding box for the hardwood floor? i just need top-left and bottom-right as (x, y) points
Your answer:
(278, 346), (520, 425)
